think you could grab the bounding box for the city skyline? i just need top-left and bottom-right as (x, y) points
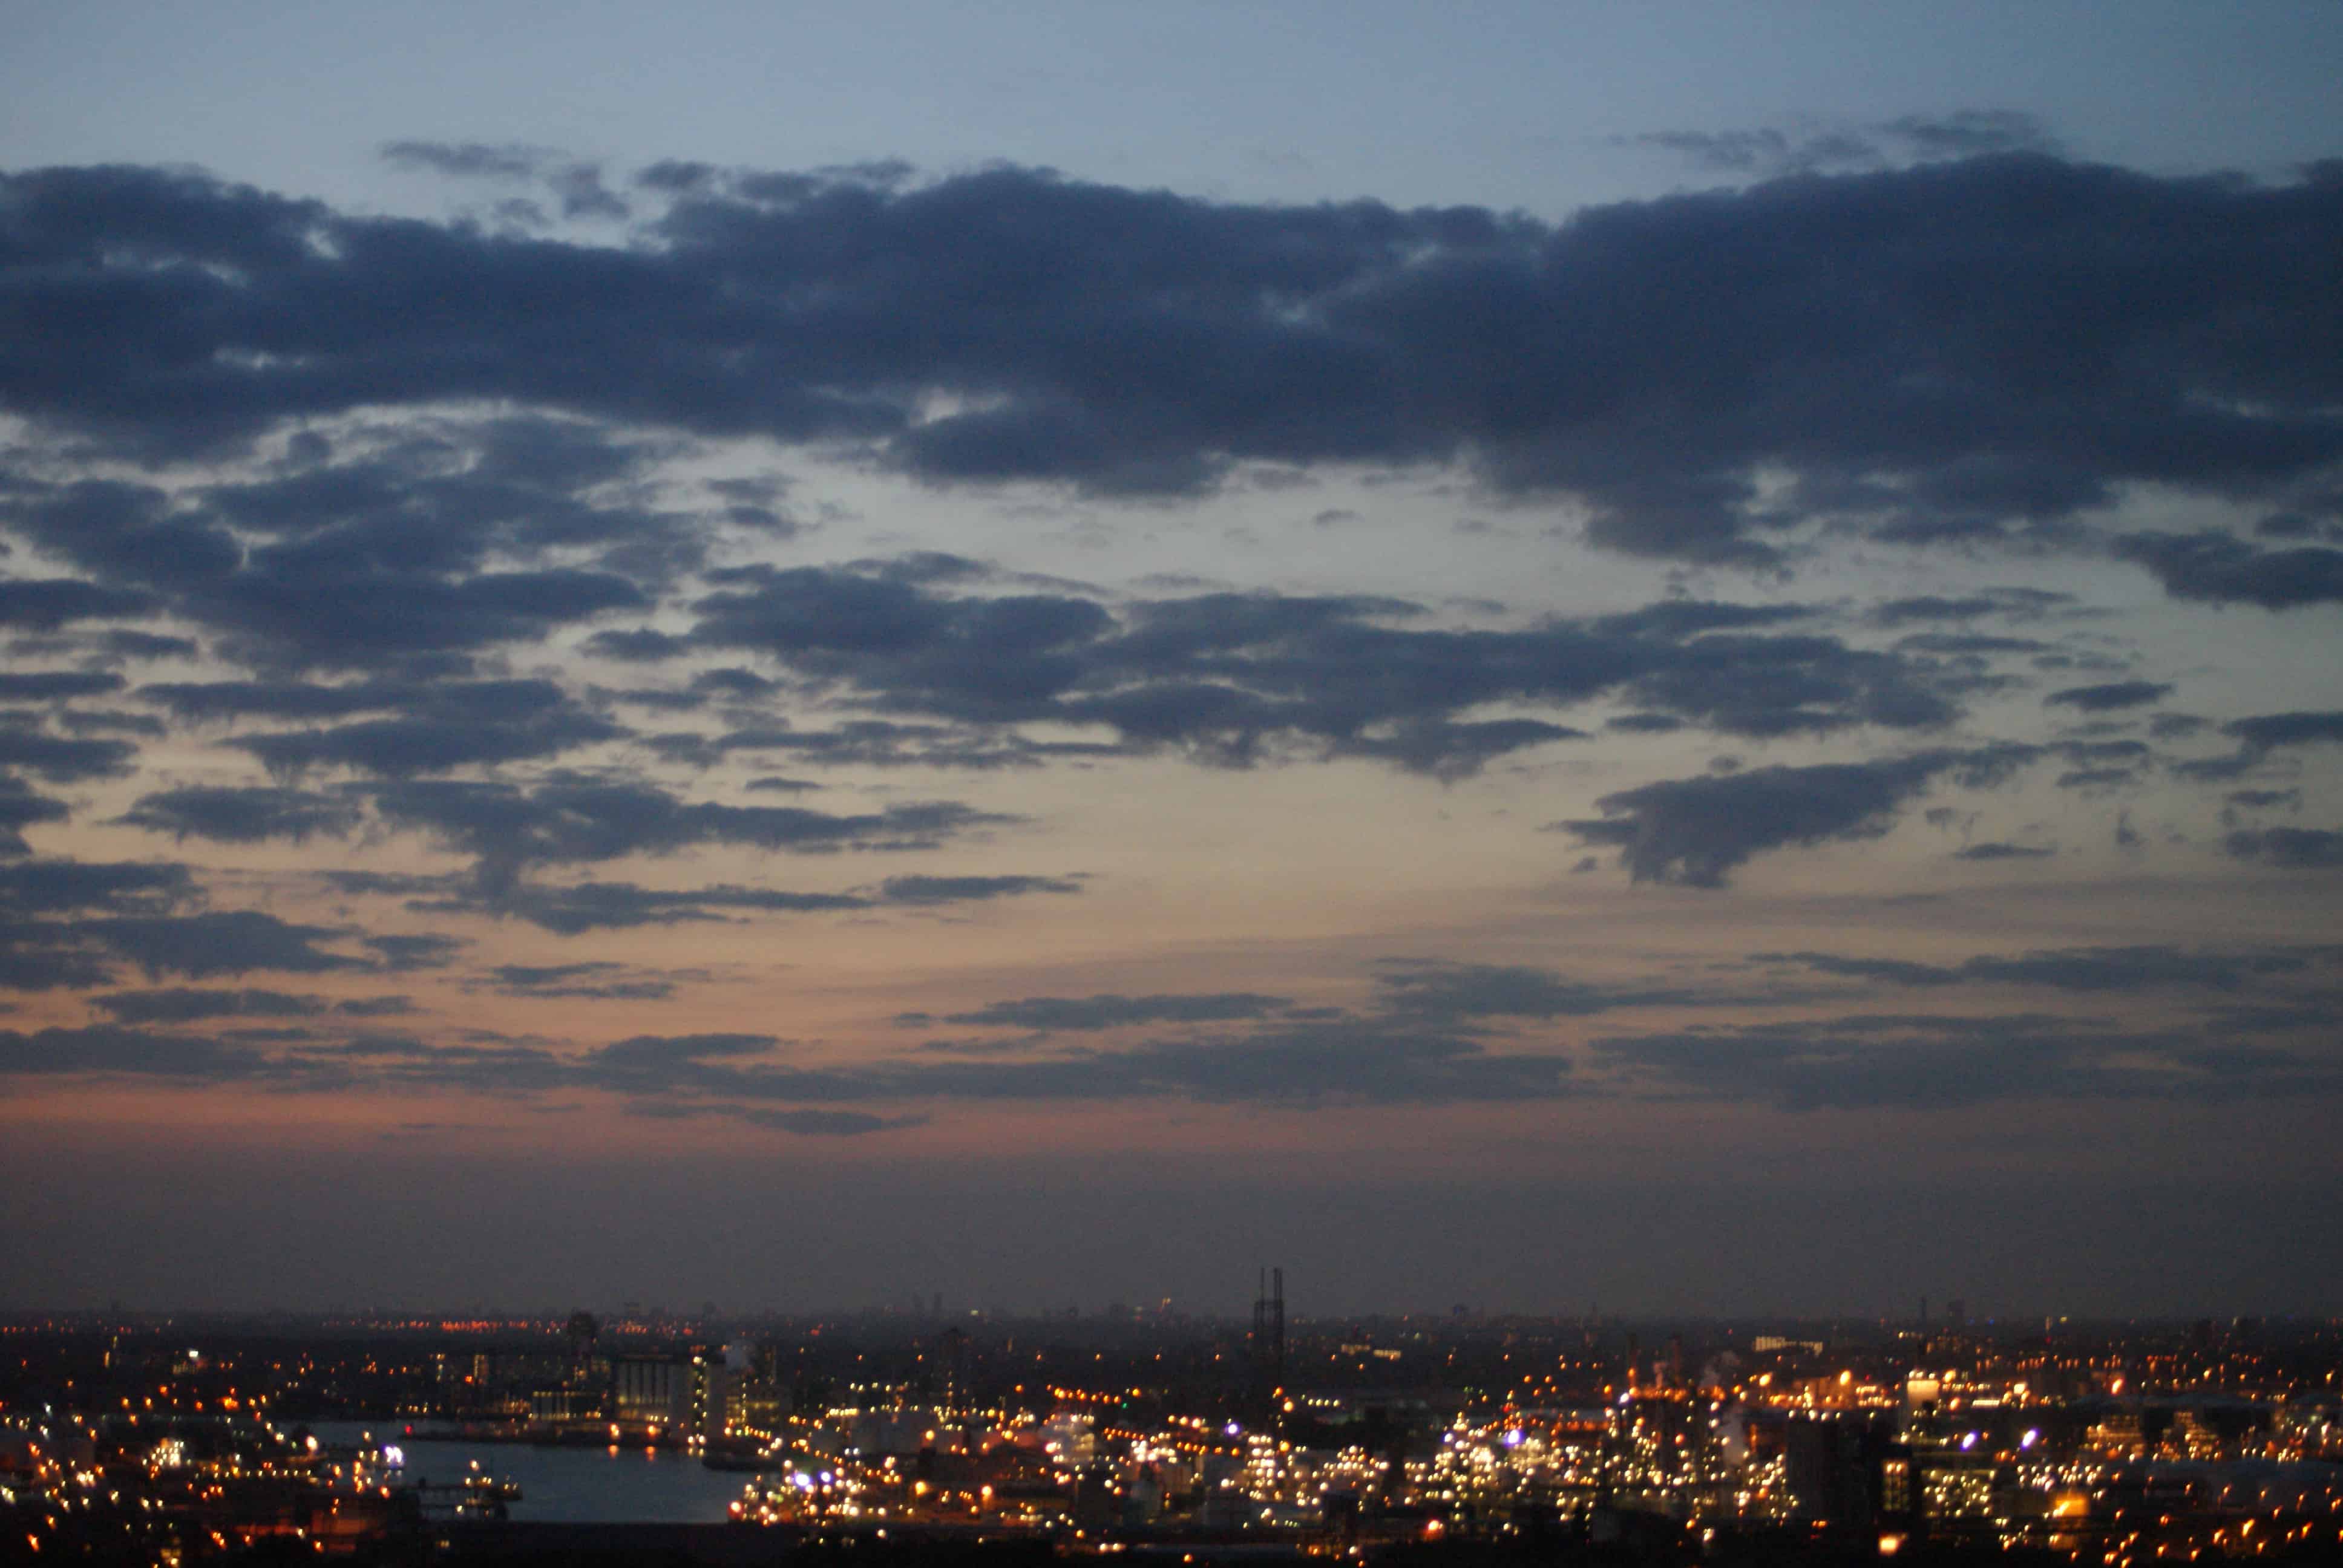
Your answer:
(4, 2), (2342, 1315)
(12, 1298), (2338, 1557)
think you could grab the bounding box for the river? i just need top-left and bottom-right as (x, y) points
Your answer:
(306, 1421), (752, 1524)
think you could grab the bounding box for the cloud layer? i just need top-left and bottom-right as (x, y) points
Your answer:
(2, 142), (2339, 1172)
(4, 154), (2339, 571)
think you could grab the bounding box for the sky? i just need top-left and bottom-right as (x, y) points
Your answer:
(3, 1), (2342, 1321)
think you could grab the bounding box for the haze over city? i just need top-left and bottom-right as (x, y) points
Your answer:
(3, 1), (2341, 1318)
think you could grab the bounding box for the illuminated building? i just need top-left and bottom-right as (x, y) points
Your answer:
(611, 1354), (690, 1431)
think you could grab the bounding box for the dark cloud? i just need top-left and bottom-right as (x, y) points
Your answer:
(583, 1031), (781, 1079)
(234, 704), (628, 776)
(137, 679), (635, 785)
(2224, 827), (2343, 869)
(0, 578), (157, 631)
(1335, 717), (1588, 779)
(480, 881), (869, 936)
(91, 987), (326, 1024)
(376, 867), (1076, 936)
(1869, 587), (2073, 627)
(116, 785), (362, 843)
(1896, 633), (2053, 661)
(290, 1033), (569, 1094)
(646, 717), (1125, 774)
(1606, 713), (1682, 734)
(571, 1021), (1582, 1109)
(56, 708), (167, 738)
(2172, 710), (2343, 782)
(2172, 755), (2260, 784)
(2115, 531), (2343, 609)
(0, 774), (70, 855)
(666, 570), (1962, 776)
(1604, 633), (1957, 736)
(0, 711), (138, 781)
(1561, 746), (2036, 886)
(1760, 944), (2325, 993)
(139, 679), (620, 760)
(363, 933), (467, 972)
(215, 565), (650, 668)
(0, 940), (115, 991)
(4, 156), (2337, 570)
(907, 1033), (1054, 1055)
(582, 628), (689, 662)
(684, 565), (1115, 719)
(381, 141), (563, 183)
(381, 140), (629, 221)
(2, 445), (661, 670)
(876, 874), (1082, 906)
(1009, 1022), (1576, 1107)
(1954, 841), (2056, 861)
(0, 857), (198, 990)
(2194, 998), (2343, 1037)
(0, 1024), (263, 1079)
(2045, 680), (2171, 712)
(91, 629), (198, 662)
(103, 534), (1965, 794)
(364, 773), (1014, 893)
(480, 962), (676, 1001)
(1589, 1012), (2338, 1111)
(931, 958), (1742, 1048)
(190, 410), (703, 569)
(2056, 740), (2149, 764)
(2223, 711), (2343, 754)
(138, 678), (419, 722)
(77, 910), (369, 979)
(0, 858), (192, 915)
(0, 670), (123, 701)
(690, 667), (780, 700)
(938, 992), (1294, 1031)
(33, 941), (2338, 1120)
(1751, 952), (1951, 989)
(1880, 112), (2060, 161)
(1371, 959), (1689, 1021)
(4, 480), (240, 592)
(738, 1109), (923, 1137)
(2255, 510), (2343, 542)
(156, 983), (1585, 1110)
(8, 999), (1581, 1109)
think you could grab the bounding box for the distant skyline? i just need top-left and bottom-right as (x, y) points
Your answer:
(4, 2), (2341, 1316)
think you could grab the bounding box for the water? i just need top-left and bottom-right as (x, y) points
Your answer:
(306, 1422), (750, 1524)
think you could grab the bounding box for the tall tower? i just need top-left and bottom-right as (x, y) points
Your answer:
(1250, 1267), (1285, 1417)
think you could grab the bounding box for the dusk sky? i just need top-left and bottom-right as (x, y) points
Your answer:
(4, 1), (2342, 1320)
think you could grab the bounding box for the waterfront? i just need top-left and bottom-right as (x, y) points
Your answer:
(308, 1421), (749, 1524)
